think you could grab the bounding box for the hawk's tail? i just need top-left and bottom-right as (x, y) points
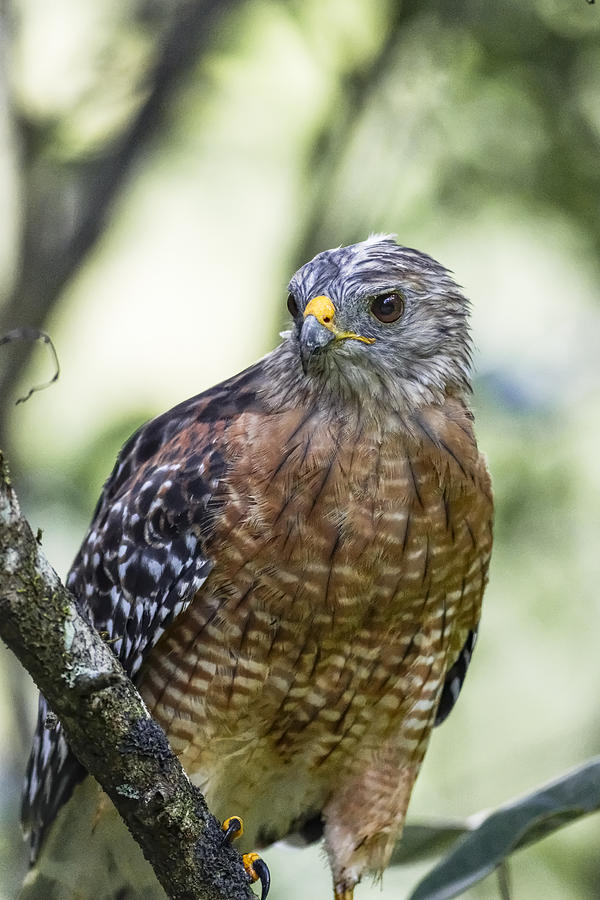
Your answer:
(19, 776), (166, 900)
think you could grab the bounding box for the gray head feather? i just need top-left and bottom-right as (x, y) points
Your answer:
(266, 236), (473, 416)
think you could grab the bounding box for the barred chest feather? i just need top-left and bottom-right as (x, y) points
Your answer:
(138, 399), (491, 847)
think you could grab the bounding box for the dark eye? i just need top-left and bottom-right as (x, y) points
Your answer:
(287, 293), (298, 318)
(370, 291), (404, 323)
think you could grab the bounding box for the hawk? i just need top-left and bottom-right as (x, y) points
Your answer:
(21, 235), (493, 900)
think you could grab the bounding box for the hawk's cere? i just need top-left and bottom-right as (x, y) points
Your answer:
(21, 236), (493, 900)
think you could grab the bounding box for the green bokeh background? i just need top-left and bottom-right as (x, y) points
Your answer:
(1, 1), (599, 897)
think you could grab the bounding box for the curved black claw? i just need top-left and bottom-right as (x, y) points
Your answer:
(243, 853), (270, 900)
(222, 815), (244, 844)
(253, 857), (271, 900)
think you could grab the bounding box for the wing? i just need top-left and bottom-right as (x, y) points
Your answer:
(434, 627), (478, 727)
(22, 365), (263, 858)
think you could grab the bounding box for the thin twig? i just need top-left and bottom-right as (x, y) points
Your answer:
(0, 329), (60, 404)
(496, 860), (512, 900)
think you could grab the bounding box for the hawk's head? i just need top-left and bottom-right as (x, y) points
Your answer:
(283, 235), (472, 411)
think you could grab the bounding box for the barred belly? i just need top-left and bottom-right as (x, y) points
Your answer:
(138, 409), (488, 846)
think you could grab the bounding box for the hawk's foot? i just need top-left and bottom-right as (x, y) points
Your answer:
(221, 814), (244, 844)
(221, 817), (270, 899)
(243, 852), (271, 900)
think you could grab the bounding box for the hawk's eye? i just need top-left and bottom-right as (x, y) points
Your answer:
(287, 293), (298, 318)
(370, 292), (404, 323)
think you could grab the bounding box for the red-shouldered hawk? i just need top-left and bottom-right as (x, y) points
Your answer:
(21, 235), (493, 900)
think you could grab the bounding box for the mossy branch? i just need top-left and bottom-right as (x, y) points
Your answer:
(0, 450), (254, 900)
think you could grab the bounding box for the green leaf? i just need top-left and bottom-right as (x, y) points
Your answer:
(407, 757), (600, 900)
(391, 820), (470, 865)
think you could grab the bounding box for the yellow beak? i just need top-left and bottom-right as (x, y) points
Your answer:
(303, 296), (375, 345)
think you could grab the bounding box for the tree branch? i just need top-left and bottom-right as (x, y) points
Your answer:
(0, 449), (254, 900)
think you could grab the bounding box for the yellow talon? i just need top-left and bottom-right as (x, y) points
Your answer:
(243, 851), (271, 899)
(243, 851), (260, 881)
(222, 815), (244, 842)
(222, 818), (270, 898)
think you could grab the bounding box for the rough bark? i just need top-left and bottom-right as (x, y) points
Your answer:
(0, 449), (254, 900)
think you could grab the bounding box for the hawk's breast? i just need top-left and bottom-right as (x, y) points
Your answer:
(138, 402), (491, 837)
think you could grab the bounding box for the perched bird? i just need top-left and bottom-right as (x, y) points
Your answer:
(21, 235), (493, 900)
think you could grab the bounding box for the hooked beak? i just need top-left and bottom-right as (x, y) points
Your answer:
(299, 295), (375, 372)
(300, 313), (335, 370)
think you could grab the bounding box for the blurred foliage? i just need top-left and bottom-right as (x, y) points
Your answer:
(408, 758), (600, 899)
(1, 0), (599, 898)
